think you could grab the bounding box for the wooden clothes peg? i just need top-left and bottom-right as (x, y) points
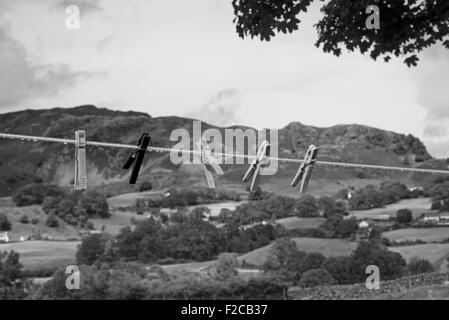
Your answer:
(122, 133), (151, 184)
(74, 130), (87, 190)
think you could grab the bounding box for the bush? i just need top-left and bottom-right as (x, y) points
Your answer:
(408, 257), (435, 275)
(215, 253), (238, 280)
(0, 251), (26, 299)
(322, 256), (356, 284)
(78, 191), (110, 218)
(298, 268), (335, 288)
(0, 213), (11, 231)
(319, 215), (358, 239)
(431, 200), (442, 210)
(350, 241), (406, 281)
(19, 214), (29, 224)
(12, 184), (65, 207)
(300, 252), (326, 273)
(396, 209), (413, 224)
(46, 214), (59, 228)
(138, 181), (153, 192)
(31, 217), (39, 225)
(135, 199), (146, 216)
(76, 233), (107, 265)
(295, 195), (319, 217)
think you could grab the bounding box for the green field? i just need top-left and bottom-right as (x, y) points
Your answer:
(383, 228), (449, 243)
(390, 243), (449, 271)
(0, 240), (80, 271)
(349, 198), (433, 220)
(0, 203), (80, 242)
(275, 217), (325, 230)
(107, 190), (165, 209)
(238, 237), (357, 266)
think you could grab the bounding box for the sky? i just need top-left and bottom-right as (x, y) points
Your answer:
(0, 0), (449, 157)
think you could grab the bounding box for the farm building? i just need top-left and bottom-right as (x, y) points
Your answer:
(0, 232), (10, 243)
(420, 213), (449, 226)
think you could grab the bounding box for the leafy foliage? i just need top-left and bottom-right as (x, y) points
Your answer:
(0, 213), (11, 231)
(45, 213), (59, 228)
(147, 188), (240, 208)
(42, 189), (109, 227)
(215, 253), (239, 280)
(12, 183), (65, 207)
(396, 209), (413, 224)
(407, 257), (435, 275)
(138, 181), (153, 192)
(319, 215), (358, 239)
(349, 181), (412, 210)
(76, 234), (108, 265)
(298, 268), (335, 288)
(0, 251), (26, 300)
(35, 263), (287, 300)
(265, 238), (407, 286)
(233, 0), (449, 66)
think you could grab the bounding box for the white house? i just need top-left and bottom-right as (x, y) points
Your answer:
(0, 232), (10, 243)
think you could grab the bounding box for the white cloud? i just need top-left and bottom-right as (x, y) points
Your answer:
(187, 89), (241, 126)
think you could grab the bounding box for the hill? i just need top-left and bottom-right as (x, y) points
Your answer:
(0, 105), (442, 197)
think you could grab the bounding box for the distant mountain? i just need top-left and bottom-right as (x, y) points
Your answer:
(0, 105), (445, 197)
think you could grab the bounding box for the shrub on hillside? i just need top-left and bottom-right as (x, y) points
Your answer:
(215, 253), (239, 280)
(77, 191), (110, 218)
(45, 214), (59, 228)
(0, 213), (11, 231)
(135, 199), (146, 215)
(350, 241), (406, 282)
(42, 190), (109, 227)
(298, 269), (335, 288)
(318, 215), (358, 239)
(431, 200), (442, 210)
(0, 251), (26, 299)
(19, 214), (29, 224)
(12, 184), (65, 207)
(407, 257), (435, 275)
(138, 181), (153, 192)
(322, 256), (357, 285)
(396, 209), (413, 224)
(76, 233), (108, 265)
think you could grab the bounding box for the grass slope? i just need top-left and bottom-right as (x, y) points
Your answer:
(238, 238), (357, 266)
(275, 217), (326, 230)
(349, 198), (433, 220)
(390, 243), (449, 272)
(384, 228), (449, 243)
(0, 240), (80, 271)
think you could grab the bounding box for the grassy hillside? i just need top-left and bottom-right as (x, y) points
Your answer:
(0, 240), (79, 271)
(0, 201), (80, 241)
(275, 217), (326, 230)
(390, 243), (449, 271)
(349, 197), (433, 219)
(238, 238), (357, 266)
(384, 228), (449, 243)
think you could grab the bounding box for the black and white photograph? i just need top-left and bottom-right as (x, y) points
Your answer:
(1, 0), (449, 308)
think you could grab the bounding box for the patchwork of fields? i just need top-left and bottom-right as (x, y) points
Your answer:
(1, 193), (448, 276)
